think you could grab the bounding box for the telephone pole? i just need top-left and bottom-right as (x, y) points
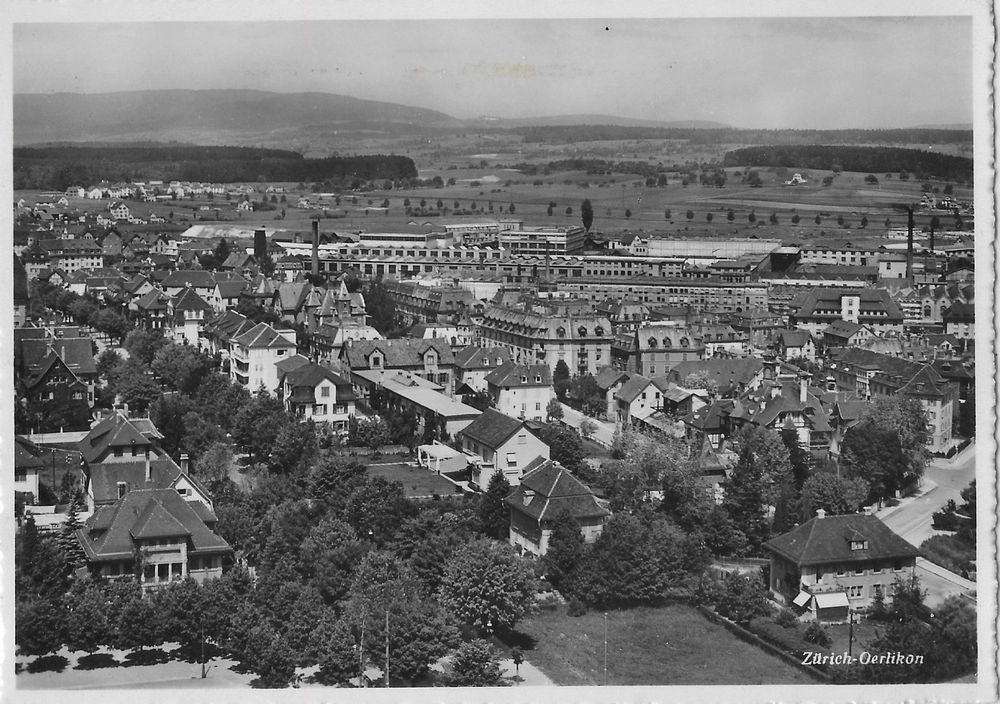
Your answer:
(384, 608), (390, 687)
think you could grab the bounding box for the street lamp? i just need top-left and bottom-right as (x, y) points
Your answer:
(603, 612), (608, 686)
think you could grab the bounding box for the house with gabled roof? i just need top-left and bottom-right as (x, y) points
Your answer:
(17, 337), (97, 432)
(942, 302), (974, 342)
(485, 362), (553, 422)
(504, 459), (609, 556)
(614, 374), (661, 425)
(279, 361), (356, 431)
(131, 288), (172, 330)
(594, 366), (629, 419)
(209, 279), (248, 314)
(453, 345), (514, 396)
(166, 287), (214, 347)
(341, 338), (456, 397)
(457, 408), (550, 489)
(15, 436), (86, 506)
(763, 510), (919, 621)
(77, 488), (232, 591)
(229, 322), (297, 394)
(823, 320), (875, 349)
(726, 372), (834, 453)
(202, 310), (255, 359)
(665, 357), (764, 399)
(778, 330), (816, 361)
(78, 411), (165, 465)
(160, 269), (219, 299)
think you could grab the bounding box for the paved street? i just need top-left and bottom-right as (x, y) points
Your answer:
(878, 441), (977, 548)
(558, 403), (617, 448)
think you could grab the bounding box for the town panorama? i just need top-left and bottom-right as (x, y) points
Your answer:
(11, 80), (981, 693)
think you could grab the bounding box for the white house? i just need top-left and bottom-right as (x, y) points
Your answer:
(229, 323), (298, 395)
(485, 362), (553, 422)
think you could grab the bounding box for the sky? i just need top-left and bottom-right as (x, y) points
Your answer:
(12, 16), (975, 129)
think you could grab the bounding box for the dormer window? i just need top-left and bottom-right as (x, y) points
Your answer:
(850, 540), (869, 551)
(521, 376), (528, 383)
(370, 353), (383, 369)
(648, 337), (658, 348)
(578, 326), (587, 337)
(556, 327), (566, 338)
(535, 375), (542, 383)
(595, 326), (604, 336)
(680, 337), (690, 348)
(117, 481), (127, 500)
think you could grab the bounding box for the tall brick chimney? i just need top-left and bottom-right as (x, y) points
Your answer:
(906, 207), (914, 284)
(254, 228), (266, 262)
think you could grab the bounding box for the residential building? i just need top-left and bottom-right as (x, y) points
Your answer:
(823, 320), (875, 349)
(504, 459), (609, 557)
(778, 330), (816, 361)
(341, 338), (456, 396)
(942, 302), (975, 342)
(725, 372), (834, 453)
(38, 238), (104, 272)
(166, 287), (213, 347)
(279, 361), (356, 431)
(485, 362), (553, 422)
(457, 409), (550, 489)
(789, 288), (905, 336)
(614, 375), (662, 425)
(613, 322), (705, 377)
(763, 510), (920, 621)
(453, 345), (514, 396)
(77, 488), (232, 590)
(355, 369), (481, 439)
(229, 323), (298, 395)
(384, 280), (483, 325)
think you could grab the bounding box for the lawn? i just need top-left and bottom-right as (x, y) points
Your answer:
(507, 603), (817, 686)
(365, 462), (464, 499)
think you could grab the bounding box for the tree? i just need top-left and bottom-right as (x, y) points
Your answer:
(624, 208), (632, 219)
(865, 174), (880, 185)
(112, 359), (161, 414)
(58, 496), (87, 568)
(546, 398), (564, 422)
(686, 209), (694, 220)
(245, 625), (296, 688)
(194, 441), (236, 484)
(298, 518), (367, 605)
(15, 597), (66, 657)
(666, 209), (673, 220)
(91, 309), (131, 345)
(124, 328), (167, 365)
(682, 371), (719, 397)
(115, 592), (164, 653)
(309, 612), (358, 685)
(442, 640), (508, 687)
(268, 417), (318, 474)
(542, 510), (586, 595)
(722, 427), (793, 552)
(706, 212), (713, 222)
(791, 213), (800, 224)
(348, 415), (390, 452)
(769, 212), (778, 225)
(581, 198), (594, 232)
(231, 390), (285, 462)
(151, 343), (213, 394)
(345, 476), (416, 546)
(553, 360), (571, 399)
(477, 472), (511, 539)
(437, 538), (536, 632)
(214, 237), (232, 264)
(536, 423), (584, 472)
(579, 418), (598, 440)
(713, 570), (770, 626)
(748, 211), (756, 223)
(799, 472), (870, 518)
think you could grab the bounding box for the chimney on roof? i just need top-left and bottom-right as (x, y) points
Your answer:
(144, 453), (151, 483)
(799, 372), (811, 404)
(311, 219), (320, 278)
(180, 453), (190, 474)
(770, 380), (782, 400)
(906, 207), (914, 285)
(816, 507), (826, 519)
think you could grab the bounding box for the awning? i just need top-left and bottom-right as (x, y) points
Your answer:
(814, 591), (850, 609)
(792, 591), (812, 608)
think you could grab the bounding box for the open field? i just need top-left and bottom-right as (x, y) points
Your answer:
(365, 461), (464, 498)
(505, 603), (817, 686)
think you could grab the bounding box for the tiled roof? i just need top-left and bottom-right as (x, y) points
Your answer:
(793, 288), (903, 320)
(779, 330), (812, 348)
(666, 358), (763, 397)
(614, 375), (653, 403)
(232, 323), (296, 350)
(21, 337), (97, 376)
(824, 320), (868, 338)
(161, 270), (218, 289)
(458, 409), (525, 449)
(504, 460), (609, 522)
(79, 412), (159, 464)
(594, 365), (628, 390)
(15, 436), (83, 471)
(344, 338), (454, 370)
(454, 345), (513, 370)
(88, 456), (183, 503)
(485, 361), (552, 388)
(763, 513), (920, 566)
(79, 488), (230, 561)
(215, 280), (248, 298)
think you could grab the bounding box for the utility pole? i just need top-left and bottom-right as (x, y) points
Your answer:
(847, 610), (855, 658)
(384, 608), (390, 687)
(603, 612), (608, 686)
(359, 613), (366, 687)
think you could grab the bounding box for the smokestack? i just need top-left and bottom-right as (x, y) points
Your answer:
(254, 228), (266, 262)
(906, 207), (914, 284)
(311, 219), (320, 278)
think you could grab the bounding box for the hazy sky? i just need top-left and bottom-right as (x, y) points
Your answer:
(13, 16), (974, 129)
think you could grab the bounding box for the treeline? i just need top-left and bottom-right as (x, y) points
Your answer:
(511, 158), (663, 178)
(14, 145), (418, 190)
(723, 145), (973, 182)
(513, 125), (972, 146)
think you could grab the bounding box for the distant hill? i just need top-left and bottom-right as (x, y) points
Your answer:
(14, 89), (729, 147)
(13, 89), (463, 145)
(481, 114), (730, 129)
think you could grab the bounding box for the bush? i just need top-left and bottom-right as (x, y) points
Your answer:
(773, 608), (800, 629)
(567, 597), (588, 617)
(919, 534), (975, 576)
(749, 618), (814, 657)
(804, 622), (831, 648)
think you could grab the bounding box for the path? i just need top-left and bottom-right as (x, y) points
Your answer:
(558, 403), (617, 448)
(499, 657), (555, 686)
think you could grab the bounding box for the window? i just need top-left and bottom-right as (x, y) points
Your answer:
(114, 447), (124, 457)
(117, 482), (127, 499)
(848, 585), (864, 598)
(15, 469), (26, 482)
(850, 540), (869, 551)
(277, 349), (286, 356)
(506, 452), (518, 468)
(314, 404), (327, 415)
(854, 566), (864, 575)
(535, 402), (541, 411)
(648, 337), (658, 348)
(893, 560), (904, 571)
(517, 433), (526, 445)
(836, 566), (846, 577)
(320, 386), (330, 398)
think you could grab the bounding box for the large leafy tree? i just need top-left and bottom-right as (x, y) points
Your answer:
(722, 426), (793, 552)
(477, 471), (511, 539)
(443, 639), (508, 687)
(713, 570), (771, 626)
(841, 396), (929, 504)
(15, 597), (67, 657)
(309, 611), (359, 685)
(581, 198), (594, 232)
(124, 328), (168, 365)
(231, 390), (286, 462)
(437, 538), (537, 632)
(151, 343), (213, 395)
(541, 510), (587, 595)
(536, 423), (585, 472)
(799, 472), (870, 519)
(268, 417), (318, 475)
(298, 517), (367, 606)
(344, 476), (416, 546)
(553, 360), (571, 399)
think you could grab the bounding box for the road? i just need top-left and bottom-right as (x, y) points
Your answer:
(557, 403), (617, 447)
(878, 441), (977, 548)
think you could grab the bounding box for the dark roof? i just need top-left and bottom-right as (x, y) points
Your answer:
(80, 412), (160, 463)
(88, 456), (184, 503)
(484, 361), (552, 388)
(763, 513), (920, 566)
(161, 269), (218, 289)
(594, 366), (628, 390)
(15, 436), (83, 471)
(344, 338), (454, 369)
(21, 337), (97, 376)
(943, 302), (975, 322)
(824, 320), (868, 338)
(779, 330), (812, 348)
(232, 323), (296, 350)
(504, 460), (609, 522)
(458, 409), (525, 448)
(614, 374), (653, 403)
(79, 489), (230, 561)
(666, 358), (764, 397)
(792, 288), (903, 321)
(454, 345), (513, 370)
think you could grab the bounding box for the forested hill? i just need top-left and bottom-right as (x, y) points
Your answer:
(515, 125), (973, 146)
(14, 145), (418, 190)
(723, 145), (973, 182)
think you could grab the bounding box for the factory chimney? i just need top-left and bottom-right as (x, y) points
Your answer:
(311, 219), (320, 278)
(905, 207), (914, 285)
(254, 228), (267, 262)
